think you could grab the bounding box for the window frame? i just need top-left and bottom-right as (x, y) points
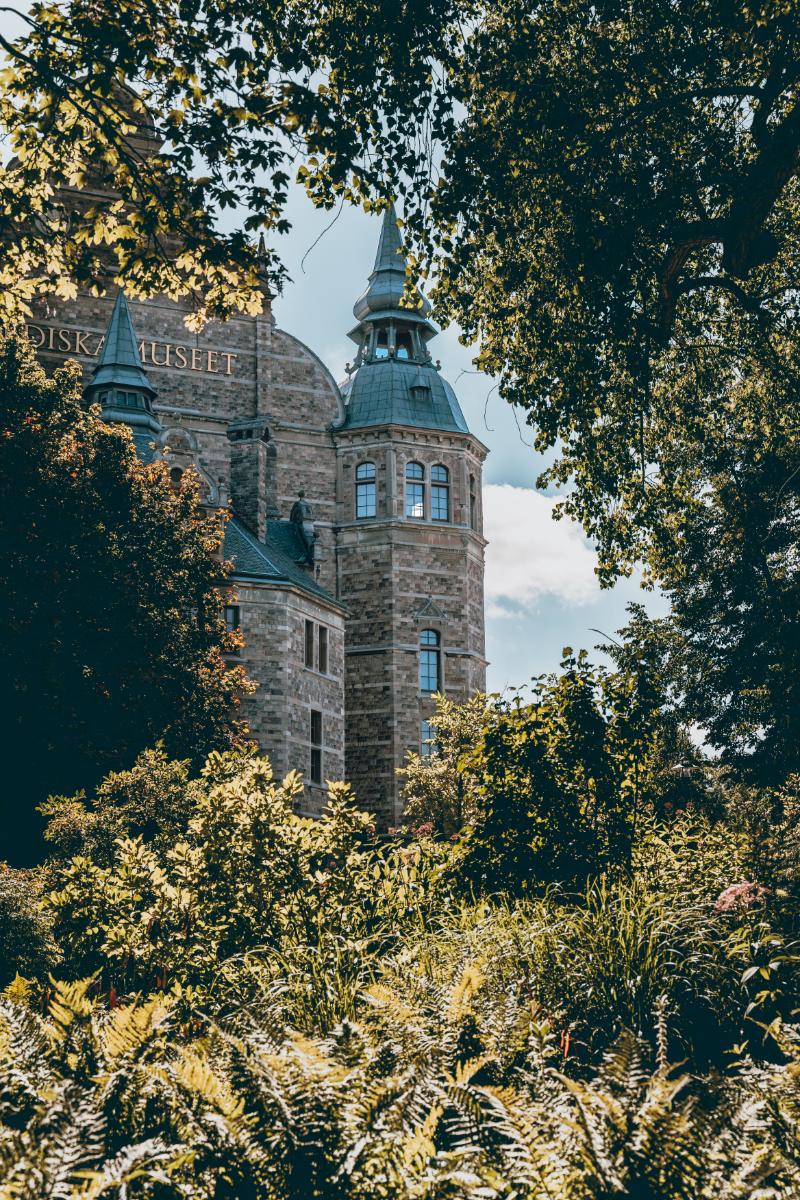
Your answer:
(318, 625), (328, 675)
(355, 461), (377, 520)
(305, 619), (315, 669)
(419, 628), (441, 694)
(405, 461), (425, 520)
(310, 709), (323, 785)
(431, 464), (449, 522)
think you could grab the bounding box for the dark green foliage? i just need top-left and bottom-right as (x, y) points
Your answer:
(40, 745), (201, 865)
(452, 653), (661, 894)
(0, 336), (248, 863)
(0, 866), (59, 987)
(611, 402), (800, 780)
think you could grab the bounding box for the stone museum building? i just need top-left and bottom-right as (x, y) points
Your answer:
(28, 208), (488, 827)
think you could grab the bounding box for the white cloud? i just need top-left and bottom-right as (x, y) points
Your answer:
(483, 483), (599, 618)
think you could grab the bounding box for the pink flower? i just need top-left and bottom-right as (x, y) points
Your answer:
(713, 881), (769, 914)
(414, 822), (435, 837)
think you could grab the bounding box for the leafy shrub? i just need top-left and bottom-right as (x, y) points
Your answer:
(40, 745), (202, 865)
(0, 865), (59, 987)
(450, 652), (660, 894)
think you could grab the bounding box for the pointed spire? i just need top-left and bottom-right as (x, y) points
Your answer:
(352, 203), (431, 323)
(372, 204), (406, 276)
(84, 291), (161, 460)
(91, 291), (156, 398)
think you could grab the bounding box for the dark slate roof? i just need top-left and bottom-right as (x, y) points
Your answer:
(352, 205), (431, 322)
(223, 517), (343, 608)
(90, 292), (157, 397)
(340, 359), (469, 433)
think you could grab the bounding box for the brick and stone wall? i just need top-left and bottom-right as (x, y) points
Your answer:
(233, 581), (346, 809)
(30, 277), (487, 829)
(334, 424), (487, 827)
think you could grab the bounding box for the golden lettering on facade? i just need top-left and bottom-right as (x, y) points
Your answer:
(150, 341), (171, 368)
(24, 324), (238, 377)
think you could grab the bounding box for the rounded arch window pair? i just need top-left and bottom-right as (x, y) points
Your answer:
(405, 462), (449, 522)
(355, 460), (377, 519)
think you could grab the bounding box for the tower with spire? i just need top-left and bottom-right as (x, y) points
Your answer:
(333, 205), (487, 827)
(84, 291), (161, 461)
(32, 189), (486, 826)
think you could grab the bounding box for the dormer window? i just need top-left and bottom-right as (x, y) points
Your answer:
(410, 369), (431, 404)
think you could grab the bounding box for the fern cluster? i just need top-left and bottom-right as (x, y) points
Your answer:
(2, 977), (800, 1198)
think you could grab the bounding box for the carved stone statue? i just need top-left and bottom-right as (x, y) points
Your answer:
(290, 490), (316, 565)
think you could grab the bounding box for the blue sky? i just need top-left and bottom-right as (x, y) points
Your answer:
(273, 191), (666, 693)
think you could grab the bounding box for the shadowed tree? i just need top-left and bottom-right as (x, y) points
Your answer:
(0, 335), (249, 863)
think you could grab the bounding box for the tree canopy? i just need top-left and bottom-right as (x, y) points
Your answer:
(0, 335), (249, 863)
(2, 0), (800, 579)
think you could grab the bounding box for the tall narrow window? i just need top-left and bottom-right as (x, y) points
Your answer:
(419, 629), (440, 694)
(224, 605), (241, 656)
(355, 462), (376, 519)
(431, 464), (449, 522)
(420, 719), (435, 757)
(469, 475), (477, 530)
(318, 625), (328, 675)
(305, 619), (315, 668)
(310, 709), (323, 784)
(405, 461), (424, 519)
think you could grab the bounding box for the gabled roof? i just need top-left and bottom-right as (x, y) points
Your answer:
(223, 517), (345, 611)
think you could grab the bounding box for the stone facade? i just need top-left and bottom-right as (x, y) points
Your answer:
(29, 210), (487, 825)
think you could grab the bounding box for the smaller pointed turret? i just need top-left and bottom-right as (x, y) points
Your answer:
(84, 291), (161, 460)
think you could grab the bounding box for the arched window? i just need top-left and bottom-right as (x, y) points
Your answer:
(405, 461), (424, 519)
(355, 461), (376, 519)
(169, 466), (184, 486)
(419, 629), (440, 694)
(431, 464), (449, 522)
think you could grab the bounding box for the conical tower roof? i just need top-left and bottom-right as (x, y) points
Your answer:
(352, 205), (432, 323)
(90, 291), (157, 398)
(85, 291), (161, 460)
